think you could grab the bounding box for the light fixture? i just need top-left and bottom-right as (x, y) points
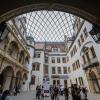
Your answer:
(0, 21), (9, 42)
(90, 25), (100, 43)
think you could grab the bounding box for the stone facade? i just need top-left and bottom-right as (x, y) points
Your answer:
(0, 17), (29, 92)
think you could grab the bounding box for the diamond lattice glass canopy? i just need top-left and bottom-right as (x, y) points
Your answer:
(20, 10), (76, 42)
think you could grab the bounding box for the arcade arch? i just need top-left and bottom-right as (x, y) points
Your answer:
(0, 66), (14, 91)
(89, 71), (100, 93)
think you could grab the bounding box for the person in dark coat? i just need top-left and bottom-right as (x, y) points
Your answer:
(64, 85), (70, 100)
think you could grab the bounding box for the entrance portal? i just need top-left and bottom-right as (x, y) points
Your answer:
(0, 66), (14, 91)
(89, 71), (100, 93)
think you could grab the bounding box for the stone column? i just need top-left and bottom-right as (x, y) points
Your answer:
(11, 76), (16, 89)
(3, 76), (12, 91)
(5, 41), (10, 54)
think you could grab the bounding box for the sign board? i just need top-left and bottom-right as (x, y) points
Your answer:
(51, 75), (69, 79)
(59, 75), (69, 79)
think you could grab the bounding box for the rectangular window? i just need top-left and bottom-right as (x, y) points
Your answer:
(30, 76), (35, 85)
(32, 64), (35, 71)
(78, 39), (81, 47)
(36, 64), (40, 71)
(66, 56), (69, 62)
(80, 34), (84, 43)
(72, 63), (75, 71)
(63, 67), (67, 74)
(51, 57), (55, 63)
(74, 45), (77, 53)
(86, 52), (90, 62)
(76, 60), (80, 68)
(34, 52), (40, 58)
(53, 80), (56, 85)
(57, 57), (60, 63)
(90, 46), (96, 58)
(62, 57), (66, 63)
(45, 57), (49, 63)
(83, 27), (88, 38)
(68, 67), (71, 73)
(52, 48), (60, 52)
(52, 67), (56, 74)
(82, 55), (86, 64)
(57, 80), (60, 85)
(57, 67), (61, 74)
(44, 65), (48, 74)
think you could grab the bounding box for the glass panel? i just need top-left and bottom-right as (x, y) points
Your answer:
(18, 10), (76, 42)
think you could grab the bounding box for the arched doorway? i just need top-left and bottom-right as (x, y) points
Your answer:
(89, 71), (100, 93)
(0, 66), (14, 91)
(30, 75), (35, 85)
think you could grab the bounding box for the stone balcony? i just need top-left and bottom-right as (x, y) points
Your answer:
(82, 57), (99, 70)
(0, 49), (28, 72)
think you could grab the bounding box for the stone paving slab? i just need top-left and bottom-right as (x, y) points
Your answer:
(10, 91), (100, 100)
(10, 91), (68, 100)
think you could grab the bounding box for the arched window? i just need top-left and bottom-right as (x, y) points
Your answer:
(19, 51), (24, 64)
(7, 41), (19, 59)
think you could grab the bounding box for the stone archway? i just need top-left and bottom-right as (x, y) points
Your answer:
(0, 66), (14, 91)
(89, 71), (100, 93)
(19, 51), (25, 64)
(0, 1), (100, 26)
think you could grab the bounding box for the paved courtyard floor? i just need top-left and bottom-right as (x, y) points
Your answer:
(10, 91), (100, 100)
(10, 91), (71, 100)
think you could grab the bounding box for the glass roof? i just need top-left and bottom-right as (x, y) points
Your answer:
(20, 10), (76, 42)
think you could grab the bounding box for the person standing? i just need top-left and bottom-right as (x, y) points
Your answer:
(36, 85), (41, 99)
(36, 85), (39, 99)
(0, 90), (10, 100)
(0, 85), (2, 97)
(41, 86), (44, 98)
(53, 85), (59, 100)
(82, 87), (88, 100)
(64, 85), (69, 100)
(51, 86), (55, 100)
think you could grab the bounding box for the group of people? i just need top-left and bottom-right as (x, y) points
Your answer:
(50, 84), (88, 100)
(0, 84), (88, 100)
(70, 84), (88, 100)
(50, 85), (59, 100)
(0, 90), (10, 100)
(0, 85), (21, 100)
(36, 85), (44, 99)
